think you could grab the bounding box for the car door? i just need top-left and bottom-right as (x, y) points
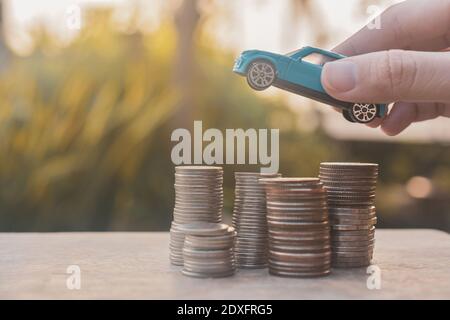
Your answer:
(286, 52), (332, 92)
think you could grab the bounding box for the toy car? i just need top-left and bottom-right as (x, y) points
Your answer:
(233, 46), (387, 123)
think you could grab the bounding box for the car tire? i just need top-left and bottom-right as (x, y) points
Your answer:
(349, 103), (378, 123)
(246, 60), (276, 91)
(342, 110), (356, 123)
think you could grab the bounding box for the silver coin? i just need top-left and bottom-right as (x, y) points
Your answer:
(267, 200), (327, 207)
(328, 206), (376, 214)
(331, 251), (373, 259)
(233, 172), (277, 268)
(331, 235), (375, 243)
(269, 242), (331, 252)
(324, 184), (377, 190)
(265, 190), (325, 196)
(268, 262), (331, 271)
(267, 207), (328, 213)
(236, 263), (267, 269)
(269, 233), (330, 242)
(232, 218), (267, 224)
(269, 262), (331, 271)
(320, 182), (377, 188)
(268, 220), (329, 229)
(326, 194), (376, 200)
(173, 215), (221, 221)
(233, 210), (267, 215)
(235, 246), (267, 253)
(182, 265), (235, 274)
(174, 191), (224, 197)
(233, 206), (267, 212)
(173, 213), (223, 219)
(319, 172), (378, 178)
(174, 206), (223, 212)
(170, 260), (184, 266)
(260, 177), (321, 184)
(268, 268), (331, 277)
(182, 266), (235, 275)
(320, 176), (377, 182)
(183, 252), (234, 261)
(184, 241), (234, 250)
(171, 166), (229, 268)
(330, 216), (377, 226)
(267, 217), (327, 224)
(174, 219), (222, 225)
(332, 256), (372, 264)
(268, 256), (331, 267)
(329, 212), (377, 220)
(181, 269), (235, 278)
(268, 268), (330, 278)
(331, 223), (376, 231)
(319, 162), (378, 169)
(267, 213), (328, 220)
(174, 180), (223, 186)
(173, 211), (222, 217)
(174, 204), (223, 210)
(177, 222), (231, 236)
(269, 250), (331, 260)
(332, 243), (374, 252)
(174, 189), (223, 195)
(183, 258), (235, 266)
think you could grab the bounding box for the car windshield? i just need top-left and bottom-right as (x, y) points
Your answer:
(302, 52), (337, 66)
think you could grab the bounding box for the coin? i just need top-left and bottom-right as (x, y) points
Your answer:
(181, 224), (236, 278)
(332, 261), (371, 268)
(233, 171), (280, 269)
(177, 222), (231, 236)
(320, 162), (378, 170)
(319, 162), (379, 269)
(330, 216), (377, 226)
(331, 224), (375, 231)
(328, 206), (376, 214)
(261, 177), (331, 277)
(170, 166), (224, 266)
(268, 269), (331, 278)
(331, 235), (375, 243)
(181, 269), (235, 278)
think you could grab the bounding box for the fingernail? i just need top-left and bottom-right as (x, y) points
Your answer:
(322, 60), (357, 92)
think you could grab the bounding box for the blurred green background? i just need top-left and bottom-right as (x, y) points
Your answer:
(0, 0), (449, 232)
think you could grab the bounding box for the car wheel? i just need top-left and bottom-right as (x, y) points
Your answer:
(246, 60), (276, 91)
(342, 110), (356, 123)
(350, 103), (378, 123)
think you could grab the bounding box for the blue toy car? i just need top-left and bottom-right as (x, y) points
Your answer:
(233, 46), (387, 123)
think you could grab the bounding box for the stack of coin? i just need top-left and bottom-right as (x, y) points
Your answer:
(180, 222), (236, 278)
(170, 166), (223, 266)
(232, 172), (280, 268)
(169, 221), (185, 266)
(319, 162), (378, 268)
(261, 178), (331, 278)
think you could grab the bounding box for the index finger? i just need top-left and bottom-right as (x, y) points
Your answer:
(333, 0), (450, 56)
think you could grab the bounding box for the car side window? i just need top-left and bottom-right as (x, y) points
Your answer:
(301, 52), (337, 66)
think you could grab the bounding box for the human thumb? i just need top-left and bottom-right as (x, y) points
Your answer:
(321, 50), (450, 103)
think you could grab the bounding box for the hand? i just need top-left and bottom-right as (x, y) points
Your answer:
(321, 0), (450, 135)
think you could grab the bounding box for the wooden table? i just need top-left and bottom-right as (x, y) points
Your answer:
(0, 229), (449, 299)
